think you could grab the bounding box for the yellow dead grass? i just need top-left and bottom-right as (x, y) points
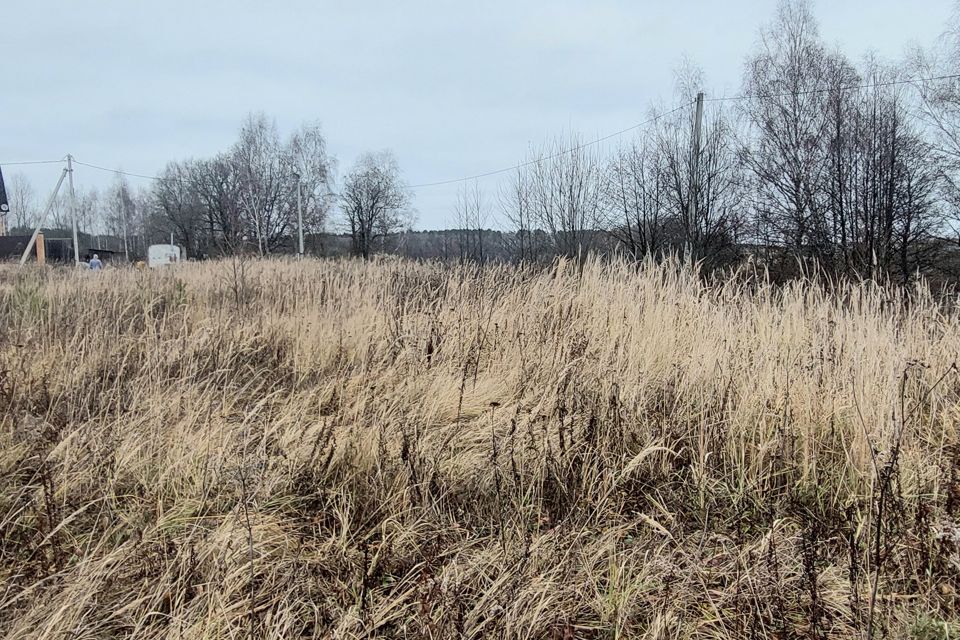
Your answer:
(0, 256), (958, 638)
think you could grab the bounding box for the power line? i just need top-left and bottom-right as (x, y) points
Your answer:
(408, 101), (693, 188)
(69, 101), (695, 190)
(71, 159), (163, 181)
(704, 72), (960, 103)
(0, 158), (66, 166)
(36, 72), (960, 191)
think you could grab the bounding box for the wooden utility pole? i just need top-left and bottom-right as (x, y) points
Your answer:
(686, 92), (705, 254)
(36, 232), (46, 265)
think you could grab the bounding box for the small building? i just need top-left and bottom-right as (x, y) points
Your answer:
(0, 230), (131, 264)
(0, 235), (31, 261)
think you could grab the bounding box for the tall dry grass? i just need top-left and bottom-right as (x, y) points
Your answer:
(0, 256), (958, 639)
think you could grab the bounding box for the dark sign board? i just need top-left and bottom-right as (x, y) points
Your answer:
(0, 166), (8, 215)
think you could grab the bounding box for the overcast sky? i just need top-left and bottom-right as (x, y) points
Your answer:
(3, 0), (955, 229)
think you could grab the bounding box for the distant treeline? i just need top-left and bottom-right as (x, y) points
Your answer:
(308, 229), (960, 285)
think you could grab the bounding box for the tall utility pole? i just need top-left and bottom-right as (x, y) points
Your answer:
(294, 172), (304, 259)
(66, 154), (81, 266)
(686, 92), (704, 255)
(118, 181), (130, 261)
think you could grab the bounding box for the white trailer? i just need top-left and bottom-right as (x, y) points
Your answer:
(147, 244), (182, 268)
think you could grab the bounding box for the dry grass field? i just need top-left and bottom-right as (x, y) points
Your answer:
(1, 257), (959, 639)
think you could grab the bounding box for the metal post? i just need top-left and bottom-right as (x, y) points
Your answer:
(686, 92), (704, 254)
(66, 154), (80, 265)
(122, 203), (129, 262)
(19, 167), (68, 265)
(114, 175), (130, 262)
(296, 174), (304, 259)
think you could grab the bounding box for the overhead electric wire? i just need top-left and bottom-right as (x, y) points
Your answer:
(0, 158), (66, 166)
(406, 101), (694, 188)
(21, 72), (960, 191)
(71, 159), (164, 181)
(68, 102), (696, 190)
(703, 72), (960, 103)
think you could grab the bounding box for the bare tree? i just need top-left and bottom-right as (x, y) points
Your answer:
(512, 133), (603, 259)
(741, 0), (837, 257)
(129, 185), (152, 257)
(8, 173), (38, 231)
(821, 53), (864, 271)
(908, 12), (960, 239)
(145, 115), (332, 258)
(103, 175), (137, 260)
(454, 180), (489, 263)
(42, 185), (100, 236)
(149, 161), (205, 257)
(893, 133), (943, 281)
(500, 165), (539, 263)
(603, 130), (668, 259)
(232, 113), (288, 255)
(340, 151), (412, 259)
(287, 121), (336, 238)
(47, 191), (70, 230)
(190, 155), (246, 254)
(230, 114), (335, 255)
(732, 0), (952, 281)
(651, 66), (748, 262)
(838, 61), (943, 280)
(600, 65), (746, 264)
(77, 188), (103, 239)
(691, 103), (749, 262)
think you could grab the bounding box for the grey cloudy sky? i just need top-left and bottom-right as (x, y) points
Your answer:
(3, 0), (955, 229)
